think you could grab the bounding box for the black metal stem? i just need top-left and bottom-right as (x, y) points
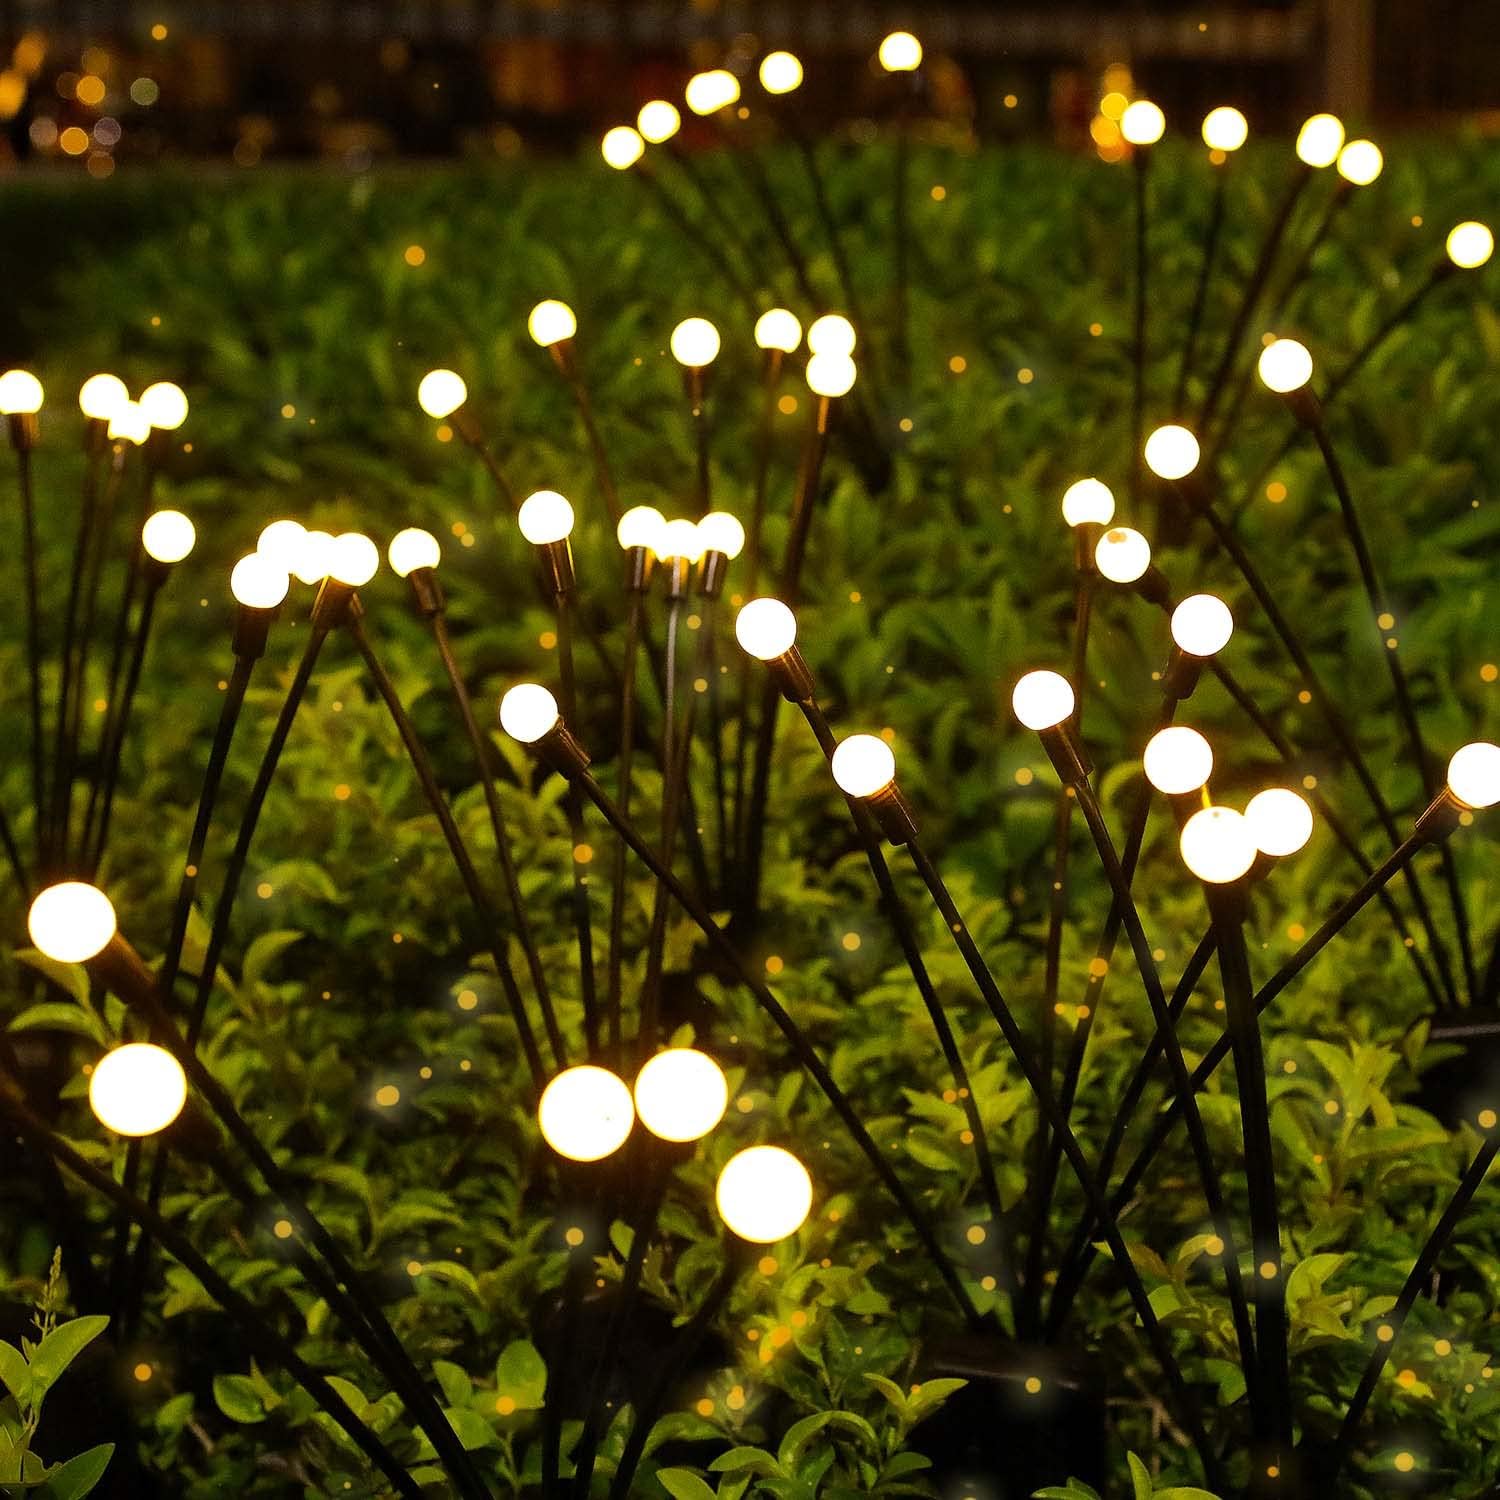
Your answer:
(0, 804), (27, 896)
(893, 91), (912, 382)
(563, 371), (620, 526)
(15, 446), (47, 868)
(635, 161), (760, 319)
(1175, 163), (1229, 415)
(607, 591), (644, 1063)
(1132, 150), (1148, 510)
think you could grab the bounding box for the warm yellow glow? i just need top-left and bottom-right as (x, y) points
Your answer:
(1180, 806), (1258, 883)
(601, 125), (645, 169)
(759, 51), (803, 95)
(636, 99), (681, 143)
(806, 353), (857, 397)
(831, 734), (897, 797)
(697, 511), (746, 559)
(1245, 788), (1314, 856)
(1201, 106), (1248, 152)
(329, 533), (379, 587)
(517, 490), (575, 545)
(658, 518), (706, 562)
(1012, 671), (1075, 731)
(500, 683), (560, 743)
(670, 317), (721, 367)
(877, 31), (922, 72)
(230, 553), (290, 609)
(1257, 337), (1313, 393)
(1447, 221), (1494, 270)
(1143, 727), (1213, 796)
(139, 380), (188, 430)
(616, 504), (667, 552)
(736, 598), (797, 659)
(257, 519), (306, 570)
(1448, 741), (1500, 809)
(291, 529), (336, 586)
(1336, 139), (1383, 186)
(28, 882), (117, 963)
(1171, 594), (1234, 656)
(538, 1065), (634, 1161)
(633, 1049), (728, 1141)
(527, 299), (577, 347)
(78, 373), (129, 421)
(685, 70), (741, 116)
(1061, 478), (1115, 527)
(716, 1145), (813, 1241)
(388, 527), (441, 577)
(108, 401), (151, 445)
(417, 369), (467, 418)
(1144, 424), (1200, 481)
(1295, 113), (1345, 168)
(141, 509), (195, 565)
(1120, 99), (1165, 146)
(0, 369), (43, 414)
(1094, 526), (1152, 584)
(89, 1044), (187, 1138)
(806, 314), (856, 358)
(754, 307), (802, 353)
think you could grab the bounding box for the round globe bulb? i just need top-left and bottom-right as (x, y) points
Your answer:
(877, 31), (922, 72)
(1245, 787), (1314, 857)
(633, 1049), (728, 1142)
(28, 882), (117, 963)
(601, 125), (645, 169)
(637, 99), (682, 144)
(1201, 106), (1248, 152)
(685, 70), (741, 116)
(1447, 741), (1500, 810)
(139, 380), (189, 430)
(658, 518), (706, 563)
(754, 308), (802, 353)
(417, 369), (467, 419)
(1011, 670), (1075, 732)
(759, 51), (803, 95)
(806, 314), (856, 358)
(616, 505), (667, 552)
(1144, 424), (1201, 481)
(329, 532), (379, 587)
(806, 353), (858, 398)
(717, 1146), (813, 1242)
(231, 553), (291, 610)
(1257, 338), (1313, 394)
(1061, 478), (1115, 528)
(1171, 594), (1234, 657)
(291, 529), (336, 586)
(141, 509), (196, 565)
(0, 370), (43, 415)
(257, 519), (307, 570)
(500, 683), (560, 744)
(90, 1044), (187, 1138)
(518, 490), (575, 545)
(78, 373), (129, 421)
(388, 527), (441, 578)
(736, 598), (797, 660)
(831, 734), (897, 798)
(697, 511), (746, 559)
(1094, 526), (1152, 584)
(1336, 139), (1383, 186)
(528, 299), (577, 348)
(1180, 805), (1258, 884)
(670, 317), (721, 368)
(537, 1065), (634, 1162)
(1120, 99), (1165, 146)
(1447, 221), (1494, 271)
(1296, 113), (1345, 169)
(108, 402), (151, 445)
(1143, 726), (1214, 796)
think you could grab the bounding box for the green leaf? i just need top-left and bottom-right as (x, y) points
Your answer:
(6, 1002), (106, 1045)
(1127, 1452), (1152, 1500)
(213, 1374), (267, 1424)
(656, 1470), (717, 1500)
(38, 1443), (114, 1500)
(445, 1407), (499, 1450)
(495, 1340), (546, 1409)
(708, 1447), (783, 1477)
(28, 1317), (109, 1397)
(432, 1360), (472, 1407)
(0, 1343), (27, 1405)
(1154, 1489), (1225, 1499)
(12, 950), (91, 1007)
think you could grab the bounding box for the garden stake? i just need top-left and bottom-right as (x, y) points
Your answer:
(9, 425), (47, 868)
(606, 581), (647, 1063)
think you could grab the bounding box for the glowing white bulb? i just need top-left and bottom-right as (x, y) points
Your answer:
(637, 99), (681, 144)
(1201, 106), (1248, 152)
(759, 51), (803, 94)
(1120, 100), (1165, 146)
(877, 31), (922, 72)
(601, 125), (645, 169)
(1094, 526), (1152, 584)
(670, 317), (721, 368)
(806, 353), (857, 398)
(1447, 222), (1494, 271)
(90, 1044), (187, 1138)
(257, 519), (307, 570)
(754, 308), (802, 353)
(139, 381), (188, 430)
(1336, 139), (1383, 186)
(1179, 805), (1258, 884)
(0, 370), (43, 415)
(27, 882), (117, 963)
(616, 505), (667, 552)
(831, 735), (897, 798)
(291, 529), (336, 586)
(78, 373), (129, 421)
(806, 314), (856, 358)
(633, 1049), (728, 1142)
(141, 509), (196, 565)
(1296, 113), (1345, 168)
(517, 490), (575, 545)
(1257, 338), (1313, 394)
(108, 402), (151, 445)
(1143, 727), (1213, 796)
(329, 533), (379, 587)
(500, 683), (560, 744)
(716, 1145), (813, 1242)
(1171, 594), (1234, 657)
(417, 369), (467, 419)
(1245, 788), (1314, 856)
(528, 300), (577, 347)
(1061, 478), (1115, 528)
(537, 1065), (634, 1161)
(657, 518), (706, 563)
(697, 511), (746, 559)
(1011, 671), (1075, 732)
(388, 527), (441, 578)
(1447, 742), (1500, 810)
(1144, 424), (1200, 481)
(736, 598), (797, 660)
(685, 70), (741, 116)
(231, 553), (290, 609)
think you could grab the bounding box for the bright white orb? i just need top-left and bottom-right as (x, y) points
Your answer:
(1061, 478), (1115, 528)
(108, 401), (151, 445)
(417, 369), (466, 419)
(1447, 222), (1494, 271)
(231, 553), (291, 610)
(1296, 113), (1345, 168)
(754, 308), (803, 353)
(1012, 670), (1075, 732)
(658, 518), (706, 562)
(1171, 594), (1234, 657)
(329, 532), (379, 587)
(697, 511), (746, 559)
(518, 490), (575, 546)
(716, 1145), (813, 1242)
(1143, 727), (1214, 796)
(601, 125), (645, 169)
(759, 51), (803, 95)
(1094, 526), (1152, 584)
(291, 529), (336, 585)
(388, 527), (441, 578)
(735, 598), (797, 660)
(1120, 100), (1165, 146)
(671, 317), (721, 368)
(500, 683), (560, 744)
(616, 505), (667, 552)
(831, 734), (897, 798)
(141, 510), (196, 565)
(806, 314), (856, 358)
(257, 519), (307, 569)
(538, 1065), (634, 1161)
(1179, 805), (1258, 884)
(1201, 106), (1248, 152)
(0, 369), (43, 415)
(78, 373), (129, 421)
(90, 1044), (187, 1137)
(1336, 139), (1383, 186)
(685, 70), (741, 116)
(806, 353), (857, 397)
(877, 31), (922, 72)
(1144, 424), (1201, 481)
(28, 883), (117, 963)
(1448, 742), (1500, 810)
(633, 1049), (729, 1142)
(637, 100), (682, 144)
(528, 300), (577, 348)
(139, 381), (189, 430)
(1258, 338), (1313, 394)
(1245, 788), (1314, 857)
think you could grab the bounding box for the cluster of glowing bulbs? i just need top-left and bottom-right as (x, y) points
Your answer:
(0, 373), (188, 433)
(243, 518), (380, 604)
(611, 505), (745, 564)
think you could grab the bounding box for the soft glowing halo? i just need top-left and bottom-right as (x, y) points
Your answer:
(291, 529), (336, 586)
(759, 51), (803, 94)
(527, 299), (578, 347)
(1245, 788), (1314, 856)
(517, 490), (576, 545)
(685, 70), (741, 116)
(141, 510), (196, 565)
(108, 402), (151, 445)
(1257, 338), (1313, 394)
(1144, 424), (1201, 481)
(90, 1044), (188, 1138)
(1011, 670), (1075, 732)
(1446, 221), (1494, 271)
(1171, 594), (1234, 657)
(830, 735), (897, 798)
(616, 505), (667, 552)
(500, 683), (561, 744)
(257, 519), (307, 570)
(231, 553), (291, 610)
(417, 369), (467, 419)
(735, 598), (797, 660)
(601, 125), (645, 169)
(28, 882), (118, 963)
(1120, 100), (1165, 147)
(1061, 478), (1116, 528)
(806, 314), (856, 358)
(805, 353), (858, 398)
(537, 1065), (634, 1161)
(716, 1145), (813, 1242)
(658, 518), (706, 562)
(1179, 805), (1258, 884)
(0, 370), (43, 414)
(697, 511), (746, 559)
(78, 373), (129, 421)
(1295, 113), (1345, 169)
(633, 1049), (729, 1142)
(388, 527), (441, 577)
(670, 317), (721, 368)
(1201, 106), (1248, 152)
(139, 380), (189, 430)
(637, 99), (682, 144)
(1336, 139), (1383, 186)
(1447, 741), (1500, 810)
(1142, 727), (1214, 796)
(877, 31), (922, 72)
(329, 532), (379, 587)
(1094, 526), (1152, 584)
(754, 308), (803, 353)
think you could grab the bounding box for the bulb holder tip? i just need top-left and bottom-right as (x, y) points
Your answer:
(88, 933), (159, 1009)
(1280, 384), (1323, 428)
(531, 719), (592, 779)
(311, 577), (361, 630)
(697, 550), (730, 599)
(1038, 723), (1092, 786)
(232, 602), (278, 660)
(864, 781), (920, 846)
(1415, 790), (1467, 845)
(547, 338), (578, 381)
(768, 645), (816, 703)
(7, 412), (37, 452)
(535, 538), (575, 598)
(622, 546), (655, 594)
(1162, 645), (1205, 701)
(406, 566), (446, 617)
